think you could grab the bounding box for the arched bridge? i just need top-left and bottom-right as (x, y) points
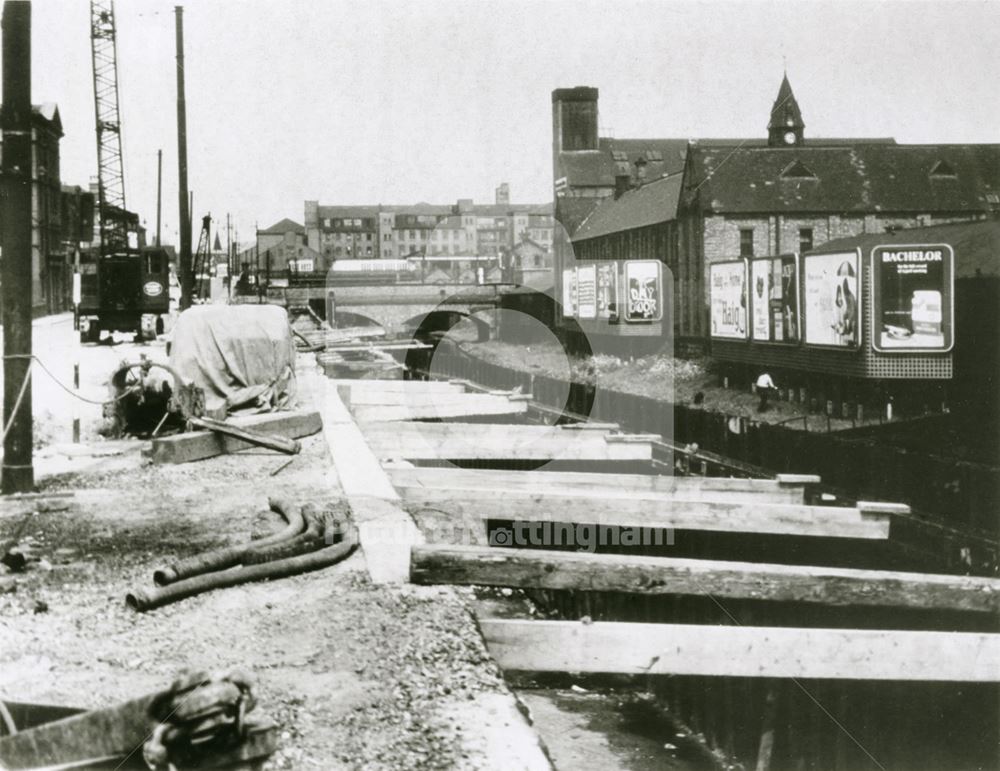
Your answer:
(283, 282), (507, 340)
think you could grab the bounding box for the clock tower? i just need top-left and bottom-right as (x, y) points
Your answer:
(767, 73), (805, 147)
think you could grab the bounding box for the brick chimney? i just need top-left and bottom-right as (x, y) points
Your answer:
(551, 87), (599, 154)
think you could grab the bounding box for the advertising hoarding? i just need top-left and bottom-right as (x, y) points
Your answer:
(803, 251), (860, 348)
(750, 255), (799, 343)
(709, 260), (747, 339)
(561, 267), (577, 318)
(576, 264), (597, 319)
(623, 261), (662, 322)
(596, 263), (618, 319)
(871, 244), (953, 352)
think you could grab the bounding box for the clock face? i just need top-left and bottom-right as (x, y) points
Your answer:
(784, 131), (797, 145)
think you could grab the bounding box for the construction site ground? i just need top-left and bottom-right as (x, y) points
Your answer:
(0, 316), (542, 769)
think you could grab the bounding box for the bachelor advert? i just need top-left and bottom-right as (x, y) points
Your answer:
(710, 260), (747, 339)
(803, 251), (859, 347)
(871, 244), (953, 351)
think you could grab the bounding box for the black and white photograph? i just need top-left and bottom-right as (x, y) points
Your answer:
(0, 1), (998, 769)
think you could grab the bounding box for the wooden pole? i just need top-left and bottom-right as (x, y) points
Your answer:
(155, 148), (162, 247)
(174, 6), (192, 309)
(1, 0), (34, 493)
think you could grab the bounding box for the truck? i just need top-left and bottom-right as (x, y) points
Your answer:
(77, 246), (173, 343)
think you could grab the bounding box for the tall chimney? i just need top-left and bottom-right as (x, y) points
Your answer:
(551, 87), (599, 154)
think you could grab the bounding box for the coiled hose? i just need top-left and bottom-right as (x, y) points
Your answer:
(126, 524), (357, 612)
(153, 497), (305, 585)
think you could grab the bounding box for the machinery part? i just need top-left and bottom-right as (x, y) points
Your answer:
(153, 497), (305, 585)
(0, 671), (275, 770)
(189, 415), (301, 455)
(143, 669), (255, 769)
(126, 525), (358, 612)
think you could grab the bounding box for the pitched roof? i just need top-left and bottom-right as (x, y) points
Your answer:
(685, 144), (1000, 214)
(558, 137), (689, 188)
(314, 202), (550, 220)
(814, 218), (1000, 279)
(572, 173), (684, 242)
(260, 218), (304, 235)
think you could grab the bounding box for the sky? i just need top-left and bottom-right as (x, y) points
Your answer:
(22, 0), (1000, 248)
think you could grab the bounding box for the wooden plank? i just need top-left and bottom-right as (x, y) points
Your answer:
(320, 380), (421, 583)
(361, 422), (651, 462)
(351, 395), (529, 422)
(775, 473), (822, 486)
(400, 489), (890, 539)
(345, 392), (502, 408)
(330, 378), (463, 392)
(479, 619), (1000, 682)
(410, 545), (1000, 613)
(145, 410), (322, 465)
(388, 467), (806, 504)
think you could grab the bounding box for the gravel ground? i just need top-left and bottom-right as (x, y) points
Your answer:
(0, 324), (538, 769)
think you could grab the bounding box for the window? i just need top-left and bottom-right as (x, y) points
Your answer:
(739, 228), (754, 257)
(798, 227), (813, 254)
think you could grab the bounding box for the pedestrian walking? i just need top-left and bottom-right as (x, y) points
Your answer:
(755, 372), (776, 412)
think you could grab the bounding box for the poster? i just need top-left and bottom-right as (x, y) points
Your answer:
(576, 264), (597, 319)
(596, 263), (617, 319)
(624, 261), (662, 322)
(803, 251), (860, 347)
(750, 255), (798, 342)
(871, 244), (953, 352)
(561, 267), (577, 317)
(709, 260), (747, 339)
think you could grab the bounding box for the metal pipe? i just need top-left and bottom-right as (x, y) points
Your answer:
(126, 526), (357, 612)
(153, 497), (305, 585)
(1, 0), (34, 494)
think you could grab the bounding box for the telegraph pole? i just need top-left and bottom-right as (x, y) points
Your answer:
(155, 148), (162, 247)
(1, 0), (34, 493)
(175, 5), (192, 309)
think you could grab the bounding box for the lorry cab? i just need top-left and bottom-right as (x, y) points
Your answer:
(78, 246), (172, 343)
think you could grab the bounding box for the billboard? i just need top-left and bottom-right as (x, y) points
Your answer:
(561, 267), (577, 317)
(596, 263), (618, 319)
(803, 251), (860, 348)
(750, 255), (799, 343)
(709, 260), (747, 339)
(624, 261), (662, 322)
(576, 264), (597, 319)
(871, 244), (954, 352)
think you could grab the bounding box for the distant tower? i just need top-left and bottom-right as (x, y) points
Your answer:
(496, 182), (510, 206)
(767, 73), (804, 147)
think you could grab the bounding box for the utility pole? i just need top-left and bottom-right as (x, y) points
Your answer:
(226, 212), (232, 288)
(174, 5), (192, 309)
(155, 148), (162, 247)
(1, 0), (34, 493)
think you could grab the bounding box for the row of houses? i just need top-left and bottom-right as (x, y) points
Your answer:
(552, 76), (1000, 349)
(238, 185), (556, 279)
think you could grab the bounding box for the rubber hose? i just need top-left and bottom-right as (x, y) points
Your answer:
(240, 502), (337, 565)
(153, 497), (305, 585)
(126, 526), (358, 612)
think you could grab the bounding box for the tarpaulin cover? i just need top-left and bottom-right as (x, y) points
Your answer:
(169, 304), (296, 414)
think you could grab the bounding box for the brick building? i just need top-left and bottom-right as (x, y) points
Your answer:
(0, 103), (83, 314)
(303, 185), (553, 264)
(551, 78), (1000, 346)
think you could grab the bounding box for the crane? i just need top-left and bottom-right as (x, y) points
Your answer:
(89, 0), (130, 253)
(79, 0), (171, 343)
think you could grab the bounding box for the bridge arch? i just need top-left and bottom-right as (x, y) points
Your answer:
(402, 309), (491, 343)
